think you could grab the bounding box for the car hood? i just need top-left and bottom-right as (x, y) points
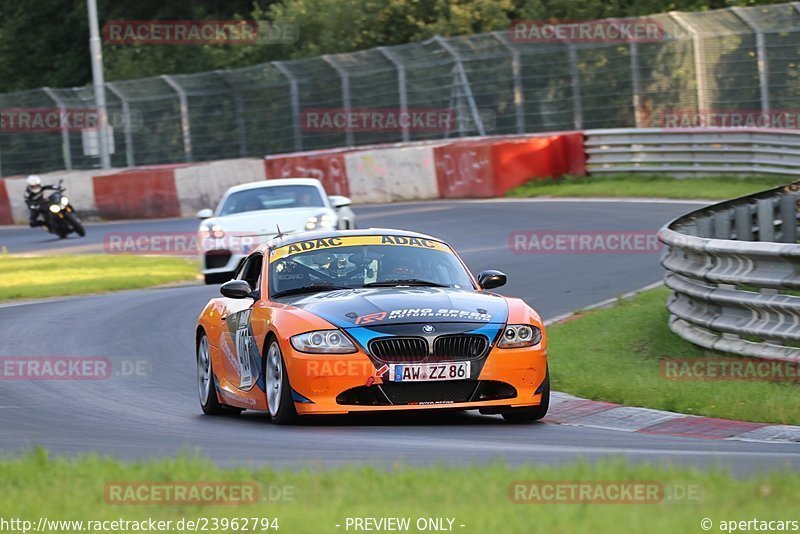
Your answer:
(203, 207), (333, 235)
(282, 287), (509, 329)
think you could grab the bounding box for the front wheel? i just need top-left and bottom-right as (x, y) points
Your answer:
(64, 211), (85, 237)
(502, 369), (550, 423)
(265, 340), (298, 425)
(197, 333), (241, 415)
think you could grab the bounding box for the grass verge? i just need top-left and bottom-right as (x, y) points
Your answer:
(0, 254), (198, 301)
(548, 286), (800, 425)
(506, 174), (792, 200)
(0, 451), (797, 533)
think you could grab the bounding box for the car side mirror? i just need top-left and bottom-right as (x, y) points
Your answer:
(478, 270), (507, 290)
(328, 195), (352, 208)
(220, 279), (253, 299)
(196, 208), (214, 219)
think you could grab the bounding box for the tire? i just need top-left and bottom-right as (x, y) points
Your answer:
(502, 369), (550, 423)
(197, 333), (242, 415)
(264, 339), (298, 425)
(65, 211), (85, 237)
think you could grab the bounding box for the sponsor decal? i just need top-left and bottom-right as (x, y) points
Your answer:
(353, 309), (492, 324)
(270, 235), (452, 262)
(354, 312), (388, 325)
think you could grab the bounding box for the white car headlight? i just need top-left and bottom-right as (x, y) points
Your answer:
(305, 213), (337, 231)
(290, 330), (357, 354)
(497, 325), (542, 348)
(49, 204), (61, 213)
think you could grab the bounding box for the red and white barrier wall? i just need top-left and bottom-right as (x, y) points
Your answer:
(0, 132), (585, 224)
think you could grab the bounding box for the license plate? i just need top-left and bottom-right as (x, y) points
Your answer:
(389, 362), (470, 382)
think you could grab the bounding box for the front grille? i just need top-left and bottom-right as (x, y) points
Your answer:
(369, 337), (428, 363)
(336, 380), (517, 406)
(432, 334), (488, 360)
(380, 380), (480, 405)
(205, 250), (231, 270)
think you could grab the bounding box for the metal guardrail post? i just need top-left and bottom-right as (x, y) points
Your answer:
(566, 43), (583, 130)
(215, 70), (248, 158)
(42, 87), (73, 170)
(731, 7), (771, 113)
(377, 46), (410, 143)
(105, 82), (134, 167)
(669, 12), (709, 113)
(161, 75), (193, 163)
(492, 32), (525, 134)
(273, 62), (303, 153)
(322, 55), (354, 147)
(435, 35), (486, 136)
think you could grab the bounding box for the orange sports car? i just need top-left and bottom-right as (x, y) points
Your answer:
(195, 229), (548, 424)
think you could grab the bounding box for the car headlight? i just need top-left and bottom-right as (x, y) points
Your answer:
(60, 196), (69, 206)
(200, 224), (224, 239)
(497, 325), (542, 348)
(290, 330), (357, 354)
(49, 204), (61, 213)
(305, 213), (337, 231)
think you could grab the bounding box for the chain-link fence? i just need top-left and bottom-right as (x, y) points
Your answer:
(2, 3), (800, 177)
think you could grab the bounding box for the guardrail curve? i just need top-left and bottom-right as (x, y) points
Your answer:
(658, 182), (800, 361)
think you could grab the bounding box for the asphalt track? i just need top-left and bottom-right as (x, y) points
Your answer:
(0, 199), (797, 474)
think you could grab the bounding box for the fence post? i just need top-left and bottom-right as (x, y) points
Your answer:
(493, 32), (525, 134)
(215, 70), (248, 158)
(273, 62), (303, 153)
(566, 43), (583, 130)
(670, 12), (709, 112)
(105, 82), (134, 167)
(731, 7), (770, 113)
(42, 87), (73, 170)
(630, 41), (644, 127)
(377, 46), (410, 143)
(435, 35), (486, 136)
(322, 55), (354, 147)
(161, 75), (193, 163)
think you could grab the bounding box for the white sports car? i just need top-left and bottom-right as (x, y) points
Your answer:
(196, 178), (356, 284)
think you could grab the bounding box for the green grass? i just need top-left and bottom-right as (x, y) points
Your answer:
(0, 255), (199, 301)
(548, 287), (800, 425)
(506, 174), (793, 200)
(0, 451), (797, 533)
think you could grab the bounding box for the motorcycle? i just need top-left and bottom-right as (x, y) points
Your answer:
(29, 180), (86, 239)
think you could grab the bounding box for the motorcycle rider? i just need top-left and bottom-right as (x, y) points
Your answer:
(24, 175), (61, 230)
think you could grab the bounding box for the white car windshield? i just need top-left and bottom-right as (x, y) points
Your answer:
(219, 185), (325, 216)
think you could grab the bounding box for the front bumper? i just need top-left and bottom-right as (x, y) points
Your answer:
(281, 340), (547, 415)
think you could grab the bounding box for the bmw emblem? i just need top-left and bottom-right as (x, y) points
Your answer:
(422, 325), (435, 334)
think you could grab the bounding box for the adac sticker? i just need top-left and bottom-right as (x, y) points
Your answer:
(270, 235), (452, 262)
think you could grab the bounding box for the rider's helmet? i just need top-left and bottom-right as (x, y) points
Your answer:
(26, 175), (42, 193)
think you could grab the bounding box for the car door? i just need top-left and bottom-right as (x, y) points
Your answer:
(219, 253), (263, 391)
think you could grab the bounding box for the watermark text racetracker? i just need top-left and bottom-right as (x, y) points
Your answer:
(0, 357), (148, 381)
(509, 480), (702, 504)
(0, 516), (280, 533)
(103, 232), (259, 256)
(510, 231), (661, 254)
(0, 108), (143, 133)
(102, 20), (298, 45)
(104, 482), (294, 505)
(661, 357), (800, 383)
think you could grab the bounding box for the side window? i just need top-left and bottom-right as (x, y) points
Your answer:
(239, 253), (263, 290)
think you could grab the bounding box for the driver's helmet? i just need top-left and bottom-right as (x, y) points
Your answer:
(379, 251), (418, 279)
(26, 175), (42, 193)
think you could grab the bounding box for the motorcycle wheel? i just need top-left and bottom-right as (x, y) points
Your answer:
(64, 211), (86, 237)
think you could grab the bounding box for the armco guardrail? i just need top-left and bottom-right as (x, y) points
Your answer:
(658, 183), (800, 361)
(586, 128), (800, 176)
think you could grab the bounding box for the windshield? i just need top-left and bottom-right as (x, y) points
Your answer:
(268, 236), (474, 297)
(219, 185), (325, 216)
